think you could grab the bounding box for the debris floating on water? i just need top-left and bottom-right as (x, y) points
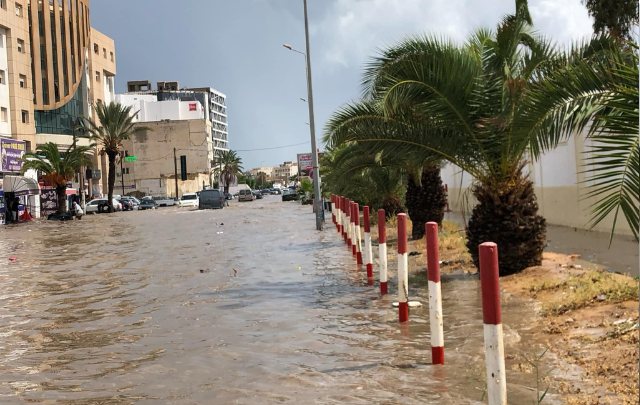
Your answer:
(8, 257), (17, 261)
(232, 268), (237, 277)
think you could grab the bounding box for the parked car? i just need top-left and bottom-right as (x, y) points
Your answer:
(86, 198), (122, 213)
(282, 189), (298, 202)
(117, 198), (134, 211)
(155, 196), (176, 207)
(199, 189), (225, 209)
(238, 189), (254, 202)
(120, 196), (140, 210)
(224, 193), (234, 200)
(139, 199), (158, 210)
(254, 191), (263, 199)
(179, 193), (199, 207)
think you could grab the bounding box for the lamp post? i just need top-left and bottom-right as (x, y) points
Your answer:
(283, 0), (323, 231)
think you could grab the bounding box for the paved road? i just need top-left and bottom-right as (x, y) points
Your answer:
(0, 197), (556, 404)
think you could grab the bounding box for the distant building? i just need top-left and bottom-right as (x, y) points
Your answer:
(248, 166), (274, 180)
(117, 80), (228, 153)
(273, 161), (298, 183)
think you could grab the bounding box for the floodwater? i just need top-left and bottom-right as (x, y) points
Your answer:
(0, 199), (570, 404)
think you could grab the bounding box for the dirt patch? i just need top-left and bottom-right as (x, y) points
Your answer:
(373, 218), (639, 404)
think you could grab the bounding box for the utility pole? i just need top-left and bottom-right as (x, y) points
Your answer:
(120, 151), (125, 196)
(303, 0), (323, 231)
(173, 147), (179, 199)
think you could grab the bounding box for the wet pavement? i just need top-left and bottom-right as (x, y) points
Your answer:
(0, 198), (568, 404)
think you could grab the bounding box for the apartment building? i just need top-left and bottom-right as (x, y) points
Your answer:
(248, 166), (274, 180)
(273, 161), (297, 183)
(0, 0), (116, 201)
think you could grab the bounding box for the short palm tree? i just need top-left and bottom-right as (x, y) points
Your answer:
(328, 0), (616, 274)
(324, 101), (447, 239)
(21, 142), (93, 213)
(81, 102), (150, 213)
(213, 150), (244, 194)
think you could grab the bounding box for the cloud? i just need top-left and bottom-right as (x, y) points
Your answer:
(313, 0), (594, 69)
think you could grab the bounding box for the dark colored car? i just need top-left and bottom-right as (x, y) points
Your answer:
(224, 193), (233, 200)
(139, 199), (158, 210)
(282, 189), (297, 202)
(254, 191), (263, 200)
(118, 199), (134, 211)
(199, 189), (225, 209)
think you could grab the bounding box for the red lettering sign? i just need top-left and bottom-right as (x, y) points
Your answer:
(189, 103), (197, 111)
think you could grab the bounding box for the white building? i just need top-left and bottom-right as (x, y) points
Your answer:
(440, 133), (634, 237)
(115, 94), (205, 122)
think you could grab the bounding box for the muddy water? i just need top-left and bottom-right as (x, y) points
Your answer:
(0, 199), (564, 404)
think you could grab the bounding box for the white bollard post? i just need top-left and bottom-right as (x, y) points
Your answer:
(378, 209), (388, 295)
(345, 198), (352, 249)
(363, 206), (373, 280)
(426, 222), (444, 365)
(480, 242), (506, 405)
(354, 203), (362, 265)
(397, 213), (409, 322)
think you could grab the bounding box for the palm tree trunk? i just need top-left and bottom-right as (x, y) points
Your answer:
(107, 152), (117, 213)
(56, 186), (67, 213)
(405, 165), (447, 240)
(466, 165), (546, 276)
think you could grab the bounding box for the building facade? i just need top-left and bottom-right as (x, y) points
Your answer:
(247, 166), (274, 180)
(273, 161), (297, 184)
(0, 1), (116, 209)
(119, 81), (228, 154)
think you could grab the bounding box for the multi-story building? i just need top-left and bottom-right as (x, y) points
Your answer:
(118, 80), (228, 154)
(273, 161), (297, 183)
(0, 0), (116, 206)
(248, 166), (274, 180)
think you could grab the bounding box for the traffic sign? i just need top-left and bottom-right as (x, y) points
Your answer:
(125, 156), (137, 162)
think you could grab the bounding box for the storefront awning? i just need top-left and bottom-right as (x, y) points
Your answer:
(3, 176), (41, 196)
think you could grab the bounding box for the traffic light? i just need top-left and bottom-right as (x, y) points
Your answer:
(180, 155), (187, 181)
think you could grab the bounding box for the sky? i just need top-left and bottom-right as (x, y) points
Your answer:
(90, 0), (595, 170)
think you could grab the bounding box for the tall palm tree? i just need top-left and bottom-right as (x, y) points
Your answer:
(81, 102), (150, 213)
(256, 171), (267, 189)
(324, 101), (447, 239)
(327, 0), (615, 275)
(519, 40), (638, 242)
(21, 142), (93, 213)
(213, 150), (244, 194)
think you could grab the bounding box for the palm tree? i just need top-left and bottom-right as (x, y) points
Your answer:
(81, 102), (149, 213)
(519, 40), (638, 242)
(213, 150), (244, 194)
(326, 0), (615, 275)
(256, 171), (267, 189)
(324, 101), (447, 239)
(323, 144), (406, 219)
(21, 142), (93, 213)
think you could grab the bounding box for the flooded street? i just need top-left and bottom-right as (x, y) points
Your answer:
(0, 198), (564, 404)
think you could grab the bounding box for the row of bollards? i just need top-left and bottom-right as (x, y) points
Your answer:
(331, 194), (507, 405)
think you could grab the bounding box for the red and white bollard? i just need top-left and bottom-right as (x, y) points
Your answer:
(345, 198), (351, 248)
(337, 196), (342, 234)
(378, 209), (388, 295)
(342, 197), (348, 244)
(331, 195), (336, 226)
(397, 213), (409, 322)
(363, 206), (373, 279)
(350, 202), (357, 257)
(426, 222), (444, 365)
(354, 203), (362, 265)
(480, 242), (506, 405)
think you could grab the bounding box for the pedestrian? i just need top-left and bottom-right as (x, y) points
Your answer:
(73, 200), (84, 220)
(11, 197), (19, 223)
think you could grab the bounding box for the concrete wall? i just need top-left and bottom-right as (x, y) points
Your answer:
(441, 133), (635, 236)
(115, 93), (158, 121)
(119, 119), (213, 198)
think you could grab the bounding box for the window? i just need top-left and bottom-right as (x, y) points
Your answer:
(21, 110), (28, 124)
(110, 51), (113, 62)
(15, 2), (22, 17)
(0, 70), (5, 85)
(1, 108), (7, 122)
(19, 74), (26, 88)
(125, 168), (129, 174)
(0, 1), (6, 10)
(93, 43), (98, 54)
(96, 98), (102, 104)
(95, 71), (100, 82)
(103, 47), (106, 58)
(16, 38), (24, 53)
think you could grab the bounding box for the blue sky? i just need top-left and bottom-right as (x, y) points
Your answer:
(90, 0), (594, 169)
